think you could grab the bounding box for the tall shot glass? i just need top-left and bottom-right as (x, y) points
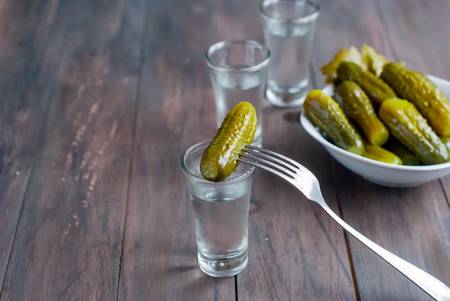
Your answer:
(181, 140), (255, 277)
(205, 40), (270, 146)
(260, 0), (320, 108)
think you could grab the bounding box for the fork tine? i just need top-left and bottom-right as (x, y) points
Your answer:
(241, 148), (298, 174)
(238, 156), (298, 187)
(240, 147), (318, 198)
(245, 144), (304, 170)
(245, 145), (318, 182)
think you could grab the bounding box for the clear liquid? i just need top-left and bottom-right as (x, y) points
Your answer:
(264, 3), (317, 106)
(212, 74), (264, 146)
(187, 158), (252, 277)
(192, 193), (249, 258)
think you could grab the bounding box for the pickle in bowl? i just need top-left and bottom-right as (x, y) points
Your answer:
(443, 137), (450, 152)
(337, 61), (396, 105)
(304, 90), (364, 155)
(335, 81), (389, 145)
(362, 144), (403, 165)
(379, 98), (449, 165)
(200, 101), (257, 182)
(381, 63), (450, 137)
(384, 139), (421, 166)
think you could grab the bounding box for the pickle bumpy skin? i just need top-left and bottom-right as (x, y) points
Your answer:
(379, 98), (449, 165)
(443, 137), (450, 152)
(381, 63), (450, 137)
(200, 101), (257, 182)
(304, 90), (364, 155)
(337, 61), (396, 105)
(336, 81), (389, 145)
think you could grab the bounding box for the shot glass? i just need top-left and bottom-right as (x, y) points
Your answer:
(260, 0), (320, 107)
(205, 40), (270, 146)
(181, 140), (255, 277)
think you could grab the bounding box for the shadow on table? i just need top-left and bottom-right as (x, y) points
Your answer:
(166, 264), (197, 274)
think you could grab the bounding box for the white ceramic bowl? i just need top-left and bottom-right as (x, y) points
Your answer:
(300, 75), (450, 187)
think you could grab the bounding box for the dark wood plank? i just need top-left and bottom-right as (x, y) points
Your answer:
(335, 173), (450, 300)
(0, 0), (64, 289)
(1, 0), (447, 300)
(312, 0), (450, 299)
(117, 0), (237, 300)
(1, 0), (147, 300)
(238, 108), (357, 300)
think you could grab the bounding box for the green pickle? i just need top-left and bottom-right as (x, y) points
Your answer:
(384, 139), (421, 166)
(442, 137), (450, 152)
(362, 144), (403, 165)
(304, 90), (364, 155)
(336, 61), (396, 105)
(379, 98), (449, 165)
(335, 81), (389, 145)
(200, 101), (257, 182)
(381, 63), (450, 137)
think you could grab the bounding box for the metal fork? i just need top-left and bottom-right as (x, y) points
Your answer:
(239, 145), (450, 301)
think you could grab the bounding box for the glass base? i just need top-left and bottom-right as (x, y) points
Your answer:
(266, 79), (309, 108)
(198, 250), (248, 278)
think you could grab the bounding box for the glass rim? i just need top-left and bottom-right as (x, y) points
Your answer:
(181, 139), (256, 184)
(204, 40), (270, 73)
(260, 0), (320, 24)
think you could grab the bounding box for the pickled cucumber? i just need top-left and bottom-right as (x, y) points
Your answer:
(380, 63), (450, 137)
(442, 137), (450, 152)
(379, 98), (449, 164)
(363, 144), (403, 165)
(336, 81), (389, 145)
(320, 44), (389, 82)
(384, 139), (421, 166)
(360, 44), (389, 76)
(200, 101), (257, 182)
(321, 47), (365, 83)
(304, 90), (364, 155)
(337, 62), (396, 105)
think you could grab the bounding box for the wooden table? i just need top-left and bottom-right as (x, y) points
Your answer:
(0, 0), (449, 300)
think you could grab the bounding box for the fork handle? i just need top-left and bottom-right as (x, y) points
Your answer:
(320, 204), (450, 301)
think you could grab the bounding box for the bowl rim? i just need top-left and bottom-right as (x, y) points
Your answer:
(300, 113), (450, 171)
(299, 77), (450, 172)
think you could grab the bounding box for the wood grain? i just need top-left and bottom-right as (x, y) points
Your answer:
(237, 107), (356, 300)
(1, 0), (147, 300)
(117, 0), (236, 299)
(0, 0), (448, 300)
(0, 0), (64, 289)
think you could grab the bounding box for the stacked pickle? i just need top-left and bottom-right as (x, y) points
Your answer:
(304, 45), (450, 166)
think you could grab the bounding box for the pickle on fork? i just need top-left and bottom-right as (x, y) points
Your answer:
(200, 101), (257, 182)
